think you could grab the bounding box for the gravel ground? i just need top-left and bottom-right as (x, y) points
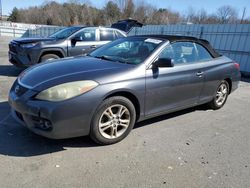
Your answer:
(0, 36), (249, 188)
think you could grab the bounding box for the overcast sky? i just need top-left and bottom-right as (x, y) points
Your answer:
(2, 0), (250, 18)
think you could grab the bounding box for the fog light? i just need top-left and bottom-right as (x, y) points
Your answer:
(33, 117), (53, 131)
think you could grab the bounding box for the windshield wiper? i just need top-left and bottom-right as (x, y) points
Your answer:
(95, 55), (115, 61)
(90, 55), (133, 65)
(92, 55), (121, 62)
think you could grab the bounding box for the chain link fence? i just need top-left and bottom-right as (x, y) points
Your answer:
(23, 26), (63, 38)
(0, 21), (62, 38)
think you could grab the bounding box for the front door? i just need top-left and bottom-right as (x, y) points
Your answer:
(68, 28), (100, 56)
(145, 41), (205, 116)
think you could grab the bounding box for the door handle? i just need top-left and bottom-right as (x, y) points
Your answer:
(196, 71), (204, 77)
(90, 45), (97, 49)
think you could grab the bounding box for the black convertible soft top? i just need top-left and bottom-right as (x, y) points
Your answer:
(130, 35), (221, 58)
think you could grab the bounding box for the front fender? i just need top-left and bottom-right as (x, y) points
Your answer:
(39, 47), (67, 60)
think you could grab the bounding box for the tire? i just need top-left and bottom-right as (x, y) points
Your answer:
(208, 80), (229, 110)
(40, 54), (60, 62)
(90, 96), (136, 145)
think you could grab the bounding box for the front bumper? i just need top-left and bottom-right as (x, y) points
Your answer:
(8, 42), (41, 67)
(9, 51), (30, 68)
(8, 81), (100, 139)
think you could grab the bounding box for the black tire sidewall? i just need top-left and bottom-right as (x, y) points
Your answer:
(90, 96), (136, 145)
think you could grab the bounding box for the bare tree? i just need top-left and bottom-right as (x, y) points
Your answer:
(7, 0), (247, 26)
(216, 5), (238, 23)
(195, 9), (208, 24)
(114, 0), (126, 11)
(185, 7), (196, 23)
(133, 1), (149, 23)
(104, 1), (121, 25)
(123, 0), (135, 18)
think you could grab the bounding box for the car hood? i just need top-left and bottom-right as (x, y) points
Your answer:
(13, 37), (56, 44)
(19, 56), (133, 91)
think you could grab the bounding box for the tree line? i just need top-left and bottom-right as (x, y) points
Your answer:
(7, 0), (250, 26)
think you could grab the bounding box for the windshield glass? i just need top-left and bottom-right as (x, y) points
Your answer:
(89, 37), (163, 65)
(49, 27), (82, 39)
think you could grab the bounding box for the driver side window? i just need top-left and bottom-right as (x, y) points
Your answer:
(159, 42), (197, 65)
(74, 28), (96, 41)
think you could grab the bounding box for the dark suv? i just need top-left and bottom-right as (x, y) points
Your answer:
(8, 26), (127, 67)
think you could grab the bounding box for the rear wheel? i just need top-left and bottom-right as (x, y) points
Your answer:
(90, 96), (136, 145)
(208, 80), (229, 110)
(40, 54), (60, 62)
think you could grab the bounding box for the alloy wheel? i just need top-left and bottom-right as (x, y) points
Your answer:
(98, 104), (130, 139)
(215, 83), (228, 106)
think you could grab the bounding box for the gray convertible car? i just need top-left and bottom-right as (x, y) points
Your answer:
(9, 35), (240, 144)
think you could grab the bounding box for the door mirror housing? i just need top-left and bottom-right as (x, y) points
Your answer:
(72, 36), (83, 43)
(154, 58), (174, 68)
(71, 36), (84, 46)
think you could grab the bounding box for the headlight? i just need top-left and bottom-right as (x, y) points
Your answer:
(35, 80), (98, 101)
(21, 42), (38, 48)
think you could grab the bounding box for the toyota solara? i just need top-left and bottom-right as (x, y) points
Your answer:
(9, 35), (240, 144)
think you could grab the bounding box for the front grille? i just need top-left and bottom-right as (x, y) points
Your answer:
(13, 81), (29, 96)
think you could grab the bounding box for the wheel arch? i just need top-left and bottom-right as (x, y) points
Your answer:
(103, 91), (141, 121)
(39, 48), (66, 62)
(224, 78), (232, 94)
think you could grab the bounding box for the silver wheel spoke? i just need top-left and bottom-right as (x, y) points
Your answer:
(119, 119), (129, 124)
(217, 91), (222, 95)
(218, 96), (223, 102)
(100, 121), (112, 128)
(107, 107), (115, 117)
(117, 106), (123, 116)
(104, 112), (112, 119)
(119, 123), (128, 128)
(104, 111), (113, 119)
(117, 106), (126, 117)
(113, 128), (117, 137)
(110, 127), (115, 137)
(222, 88), (227, 94)
(102, 124), (112, 131)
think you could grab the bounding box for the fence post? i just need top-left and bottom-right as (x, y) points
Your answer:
(135, 27), (137, 36)
(161, 26), (164, 34)
(199, 26), (204, 38)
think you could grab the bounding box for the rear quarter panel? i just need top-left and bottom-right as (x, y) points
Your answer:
(199, 56), (236, 103)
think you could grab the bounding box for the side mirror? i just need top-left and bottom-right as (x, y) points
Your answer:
(72, 36), (83, 43)
(71, 36), (83, 46)
(154, 58), (174, 68)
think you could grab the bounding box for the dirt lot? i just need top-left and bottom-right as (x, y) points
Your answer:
(0, 36), (250, 188)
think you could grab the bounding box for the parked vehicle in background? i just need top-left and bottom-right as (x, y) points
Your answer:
(8, 19), (143, 67)
(8, 35), (240, 145)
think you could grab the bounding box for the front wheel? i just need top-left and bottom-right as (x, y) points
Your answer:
(208, 80), (229, 110)
(90, 96), (136, 145)
(40, 54), (60, 62)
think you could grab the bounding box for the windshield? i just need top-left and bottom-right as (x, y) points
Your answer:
(89, 37), (163, 65)
(49, 27), (82, 39)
